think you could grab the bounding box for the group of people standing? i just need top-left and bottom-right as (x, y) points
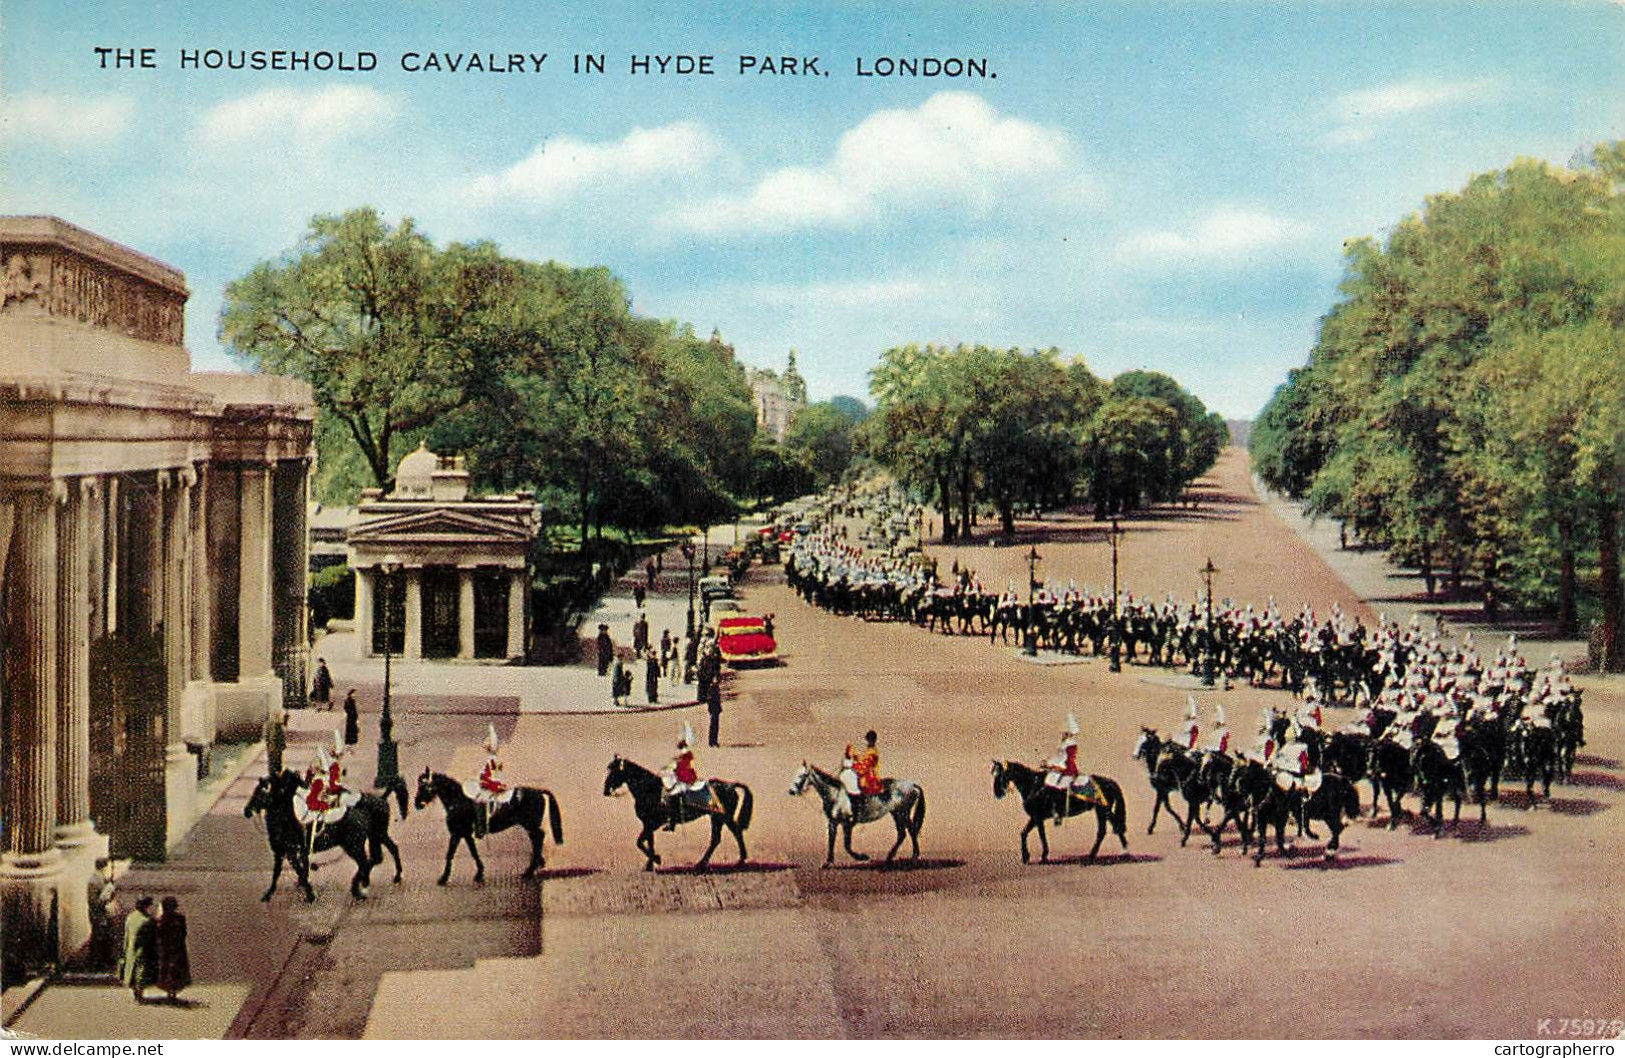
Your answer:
(115, 887), (191, 1004)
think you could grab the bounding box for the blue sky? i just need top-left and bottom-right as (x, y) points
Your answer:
(5, 1), (1623, 417)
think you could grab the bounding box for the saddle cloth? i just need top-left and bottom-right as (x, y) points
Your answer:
(462, 779), (516, 805)
(1049, 776), (1105, 807)
(292, 788), (360, 825)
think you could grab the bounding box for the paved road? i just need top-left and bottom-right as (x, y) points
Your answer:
(31, 448), (1621, 1039)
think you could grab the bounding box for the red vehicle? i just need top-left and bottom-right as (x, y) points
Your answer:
(715, 616), (777, 667)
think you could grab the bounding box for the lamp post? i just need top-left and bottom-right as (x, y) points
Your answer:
(1107, 519), (1125, 673)
(682, 542), (697, 639)
(1200, 557), (1219, 688)
(374, 560), (402, 787)
(1024, 545), (1042, 656)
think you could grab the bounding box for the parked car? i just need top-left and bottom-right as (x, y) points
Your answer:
(715, 615), (777, 667)
(699, 574), (735, 601)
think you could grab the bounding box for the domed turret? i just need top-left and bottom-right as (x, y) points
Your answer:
(392, 441), (438, 498)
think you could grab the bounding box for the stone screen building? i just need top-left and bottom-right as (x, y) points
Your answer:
(347, 444), (537, 663)
(0, 217), (314, 978)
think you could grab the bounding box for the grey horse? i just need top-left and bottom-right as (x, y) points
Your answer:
(788, 762), (925, 868)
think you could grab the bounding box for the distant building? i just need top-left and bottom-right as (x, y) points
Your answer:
(346, 444), (538, 662)
(748, 350), (808, 443)
(0, 217), (314, 977)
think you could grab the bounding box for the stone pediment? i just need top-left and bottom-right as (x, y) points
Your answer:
(349, 507), (532, 546)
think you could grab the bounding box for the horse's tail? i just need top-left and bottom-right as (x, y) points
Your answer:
(390, 776), (410, 820)
(1108, 778), (1128, 836)
(733, 782), (754, 831)
(545, 790), (565, 845)
(910, 785), (926, 834)
(1342, 778), (1361, 821)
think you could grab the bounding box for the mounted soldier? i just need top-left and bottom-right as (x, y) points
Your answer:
(464, 723), (514, 838)
(1044, 713), (1103, 823)
(1175, 696), (1200, 752)
(840, 730), (887, 815)
(661, 722), (711, 829)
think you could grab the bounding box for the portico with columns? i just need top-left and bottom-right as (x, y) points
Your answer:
(347, 444), (537, 664)
(0, 216), (314, 981)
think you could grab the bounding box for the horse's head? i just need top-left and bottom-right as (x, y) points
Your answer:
(413, 767), (438, 810)
(787, 761), (811, 797)
(1133, 729), (1158, 762)
(603, 755), (626, 796)
(990, 760), (1009, 799)
(244, 774), (275, 818)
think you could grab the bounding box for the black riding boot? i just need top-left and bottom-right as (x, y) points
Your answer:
(663, 799), (678, 830)
(475, 804), (488, 839)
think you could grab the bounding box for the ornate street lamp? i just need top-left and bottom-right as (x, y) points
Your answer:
(682, 541), (697, 639)
(1107, 520), (1126, 673)
(1024, 545), (1042, 656)
(374, 559), (402, 787)
(1200, 557), (1220, 688)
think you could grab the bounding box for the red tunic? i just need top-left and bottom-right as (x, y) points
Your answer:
(306, 777), (329, 813)
(1058, 743), (1079, 778)
(673, 750), (698, 785)
(850, 746), (883, 794)
(479, 757), (506, 794)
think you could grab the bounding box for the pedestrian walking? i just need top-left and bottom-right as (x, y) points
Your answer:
(155, 896), (191, 1002)
(309, 657), (333, 709)
(707, 683), (723, 748)
(632, 612), (649, 654)
(611, 658), (628, 707)
(596, 624), (613, 677)
(343, 689), (360, 746)
(633, 584), (646, 609)
(119, 895), (156, 1002)
(645, 648), (660, 704)
(660, 629), (674, 676)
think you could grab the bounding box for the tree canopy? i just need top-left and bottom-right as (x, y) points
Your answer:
(863, 343), (1223, 539)
(1249, 147), (1625, 669)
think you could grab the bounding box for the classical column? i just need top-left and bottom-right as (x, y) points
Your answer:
(188, 464), (211, 682)
(458, 569), (476, 659)
(354, 567), (374, 660)
(163, 471), (197, 848)
(103, 476), (119, 636)
(270, 460), (310, 710)
(403, 567), (422, 661)
(507, 568), (527, 659)
(1, 486), (65, 975)
(237, 461), (275, 680)
(54, 477), (107, 960)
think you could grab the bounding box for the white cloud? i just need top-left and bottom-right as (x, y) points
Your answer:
(1117, 208), (1311, 267)
(468, 122), (721, 208)
(745, 278), (933, 309)
(677, 91), (1076, 234)
(195, 86), (396, 148)
(1322, 78), (1497, 147)
(1, 94), (135, 145)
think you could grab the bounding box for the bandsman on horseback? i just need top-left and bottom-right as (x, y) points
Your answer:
(840, 730), (886, 816)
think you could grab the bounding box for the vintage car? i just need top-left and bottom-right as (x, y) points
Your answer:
(714, 615), (777, 666)
(699, 574), (735, 602)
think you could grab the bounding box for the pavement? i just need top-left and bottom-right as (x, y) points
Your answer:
(13, 449), (1620, 1040)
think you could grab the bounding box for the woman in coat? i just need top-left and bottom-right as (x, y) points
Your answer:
(155, 896), (192, 1001)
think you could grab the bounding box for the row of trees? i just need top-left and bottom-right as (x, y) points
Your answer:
(864, 343), (1228, 540)
(1250, 146), (1625, 669)
(222, 209), (852, 545)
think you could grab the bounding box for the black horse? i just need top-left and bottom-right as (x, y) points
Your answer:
(1509, 721), (1558, 806)
(990, 761), (1129, 864)
(1367, 737), (1413, 826)
(1411, 739), (1466, 836)
(1132, 729), (1207, 842)
(1242, 766), (1362, 864)
(603, 756), (752, 871)
(244, 770), (407, 901)
(413, 769), (565, 885)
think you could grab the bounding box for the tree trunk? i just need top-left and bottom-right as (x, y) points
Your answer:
(1557, 516), (1578, 637)
(938, 475), (956, 543)
(1420, 537), (1435, 598)
(998, 497), (1015, 538)
(958, 464), (973, 541)
(1481, 551), (1500, 623)
(1599, 493), (1623, 672)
